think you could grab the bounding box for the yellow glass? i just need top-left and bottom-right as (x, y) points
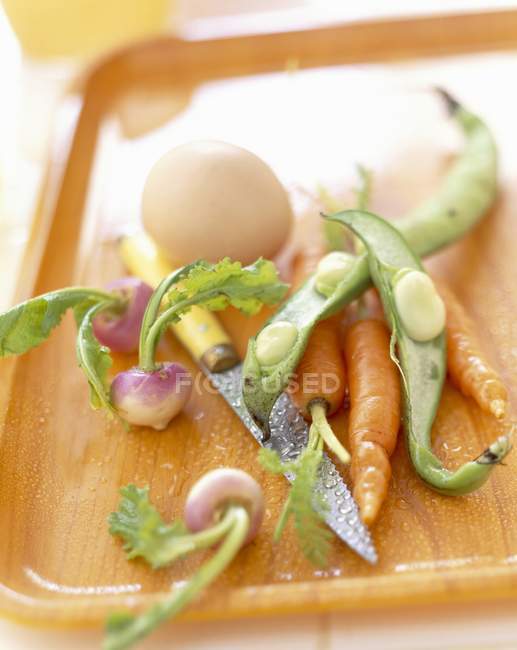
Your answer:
(2, 0), (170, 59)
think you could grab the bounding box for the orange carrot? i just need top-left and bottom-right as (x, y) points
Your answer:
(289, 316), (347, 418)
(438, 282), (508, 420)
(287, 204), (351, 462)
(344, 319), (401, 526)
(288, 315), (349, 464)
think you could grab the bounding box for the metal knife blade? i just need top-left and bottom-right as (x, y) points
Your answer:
(206, 363), (378, 564)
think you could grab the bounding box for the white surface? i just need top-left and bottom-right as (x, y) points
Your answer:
(2, 601), (517, 649)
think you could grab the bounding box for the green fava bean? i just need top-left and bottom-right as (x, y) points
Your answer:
(242, 90), (498, 434)
(327, 209), (511, 496)
(393, 269), (446, 342)
(314, 251), (356, 297)
(255, 321), (298, 366)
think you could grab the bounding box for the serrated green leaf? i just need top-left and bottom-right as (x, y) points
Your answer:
(108, 484), (188, 569)
(72, 297), (101, 327)
(166, 258), (288, 318)
(0, 288), (107, 357)
(259, 447), (331, 567)
(140, 258), (288, 370)
(258, 447), (292, 474)
(76, 301), (116, 415)
(290, 449), (331, 567)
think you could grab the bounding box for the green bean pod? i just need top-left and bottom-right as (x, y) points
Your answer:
(242, 90), (498, 434)
(327, 209), (511, 496)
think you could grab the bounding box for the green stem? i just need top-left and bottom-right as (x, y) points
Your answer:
(31, 286), (116, 303)
(274, 423), (324, 542)
(310, 402), (350, 464)
(151, 511), (236, 568)
(137, 265), (192, 372)
(273, 497), (291, 542)
(139, 291), (216, 372)
(76, 300), (120, 419)
(307, 421), (320, 451)
(104, 506), (250, 650)
(73, 287), (117, 302)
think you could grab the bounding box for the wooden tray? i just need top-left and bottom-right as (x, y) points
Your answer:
(2, 10), (517, 628)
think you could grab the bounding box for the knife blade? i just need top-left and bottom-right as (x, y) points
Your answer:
(207, 362), (378, 564)
(119, 234), (377, 564)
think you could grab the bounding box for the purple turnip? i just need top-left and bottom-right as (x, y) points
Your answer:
(107, 467), (264, 648)
(93, 277), (153, 353)
(185, 467), (264, 545)
(110, 362), (192, 430)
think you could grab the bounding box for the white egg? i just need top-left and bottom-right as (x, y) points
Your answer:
(141, 140), (293, 265)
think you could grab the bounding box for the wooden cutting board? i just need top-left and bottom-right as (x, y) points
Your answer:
(1, 12), (517, 627)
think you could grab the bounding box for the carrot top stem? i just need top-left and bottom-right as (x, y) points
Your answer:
(272, 420), (325, 543)
(309, 402), (350, 464)
(273, 496), (292, 542)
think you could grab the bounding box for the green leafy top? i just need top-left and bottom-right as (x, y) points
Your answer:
(76, 301), (119, 417)
(259, 447), (331, 567)
(105, 488), (251, 650)
(140, 258), (288, 370)
(0, 288), (112, 357)
(108, 484), (188, 569)
(164, 258), (287, 317)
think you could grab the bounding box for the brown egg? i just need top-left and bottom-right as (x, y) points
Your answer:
(141, 140), (293, 265)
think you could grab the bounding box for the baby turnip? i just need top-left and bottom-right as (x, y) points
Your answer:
(110, 362), (192, 430)
(93, 277), (153, 353)
(185, 467), (264, 545)
(106, 468), (264, 650)
(110, 254), (287, 430)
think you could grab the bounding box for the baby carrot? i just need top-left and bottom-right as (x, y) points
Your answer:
(287, 169), (375, 461)
(438, 282), (508, 420)
(344, 319), (401, 526)
(288, 315), (349, 463)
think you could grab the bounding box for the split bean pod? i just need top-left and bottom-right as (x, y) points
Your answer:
(326, 209), (511, 495)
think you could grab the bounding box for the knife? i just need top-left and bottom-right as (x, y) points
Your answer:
(119, 233), (378, 564)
